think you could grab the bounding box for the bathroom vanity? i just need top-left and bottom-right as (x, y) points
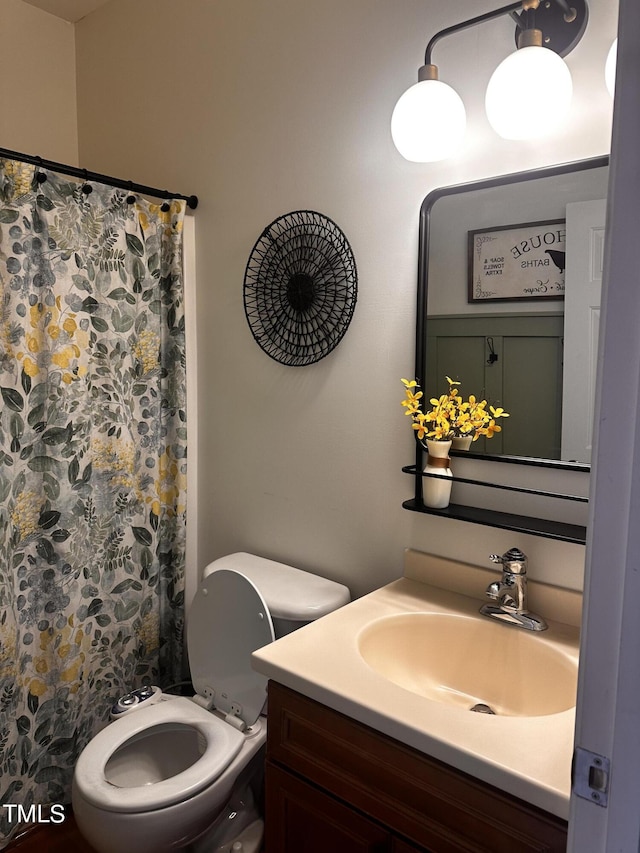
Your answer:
(265, 681), (567, 852)
(252, 550), (581, 853)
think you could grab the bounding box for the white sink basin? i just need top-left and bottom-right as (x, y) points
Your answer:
(358, 612), (577, 717)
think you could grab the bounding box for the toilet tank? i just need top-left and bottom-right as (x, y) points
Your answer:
(203, 552), (350, 637)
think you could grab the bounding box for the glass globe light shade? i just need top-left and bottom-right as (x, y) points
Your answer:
(605, 38), (617, 96)
(485, 45), (573, 140)
(391, 79), (466, 163)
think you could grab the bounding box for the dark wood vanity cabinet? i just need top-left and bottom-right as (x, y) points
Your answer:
(265, 681), (568, 853)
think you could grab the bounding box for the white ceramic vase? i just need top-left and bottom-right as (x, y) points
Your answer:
(423, 440), (453, 509)
(451, 435), (473, 451)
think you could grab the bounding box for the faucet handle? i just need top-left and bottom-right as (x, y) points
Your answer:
(489, 548), (527, 574)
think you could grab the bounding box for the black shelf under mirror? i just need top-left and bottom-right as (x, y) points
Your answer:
(402, 497), (587, 544)
(402, 464), (587, 544)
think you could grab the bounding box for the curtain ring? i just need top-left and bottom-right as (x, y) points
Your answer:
(81, 169), (92, 195)
(35, 157), (47, 184)
(161, 201), (170, 212)
(126, 181), (136, 204)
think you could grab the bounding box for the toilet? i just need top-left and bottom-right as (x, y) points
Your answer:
(72, 552), (350, 853)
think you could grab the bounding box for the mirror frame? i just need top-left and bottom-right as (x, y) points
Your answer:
(406, 155), (609, 543)
(415, 155), (609, 470)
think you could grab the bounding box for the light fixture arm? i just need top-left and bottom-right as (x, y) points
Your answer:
(424, 0), (587, 65)
(424, 2), (522, 66)
(553, 0), (578, 22)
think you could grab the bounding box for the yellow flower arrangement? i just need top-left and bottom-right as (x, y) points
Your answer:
(401, 376), (509, 445)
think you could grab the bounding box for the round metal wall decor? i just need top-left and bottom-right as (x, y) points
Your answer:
(243, 210), (358, 366)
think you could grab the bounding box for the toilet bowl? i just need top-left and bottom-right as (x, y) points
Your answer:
(72, 554), (350, 853)
(72, 697), (266, 851)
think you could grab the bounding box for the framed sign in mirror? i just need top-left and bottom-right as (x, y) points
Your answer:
(468, 218), (566, 303)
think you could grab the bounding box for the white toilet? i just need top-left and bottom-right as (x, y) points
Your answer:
(72, 552), (350, 853)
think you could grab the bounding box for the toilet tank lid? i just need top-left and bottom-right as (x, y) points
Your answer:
(203, 552), (350, 621)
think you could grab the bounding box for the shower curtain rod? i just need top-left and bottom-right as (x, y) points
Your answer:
(0, 146), (198, 210)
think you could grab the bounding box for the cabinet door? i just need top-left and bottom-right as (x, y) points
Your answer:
(266, 761), (391, 853)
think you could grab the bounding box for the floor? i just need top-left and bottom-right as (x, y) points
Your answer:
(5, 815), (266, 853)
(6, 814), (97, 853)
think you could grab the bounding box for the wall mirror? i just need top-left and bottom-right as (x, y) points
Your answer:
(416, 156), (609, 470)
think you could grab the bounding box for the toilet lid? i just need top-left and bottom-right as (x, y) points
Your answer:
(188, 569), (275, 727)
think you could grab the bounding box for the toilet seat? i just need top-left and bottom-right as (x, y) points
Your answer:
(75, 697), (245, 813)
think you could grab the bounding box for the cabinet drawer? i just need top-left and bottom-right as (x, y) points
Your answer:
(267, 682), (567, 853)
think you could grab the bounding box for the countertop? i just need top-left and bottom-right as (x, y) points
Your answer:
(252, 551), (580, 820)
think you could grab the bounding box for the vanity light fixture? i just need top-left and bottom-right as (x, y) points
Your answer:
(392, 0), (589, 161)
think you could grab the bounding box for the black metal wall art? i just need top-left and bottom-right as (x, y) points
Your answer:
(243, 210), (357, 366)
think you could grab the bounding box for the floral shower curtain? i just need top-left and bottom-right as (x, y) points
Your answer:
(0, 159), (187, 841)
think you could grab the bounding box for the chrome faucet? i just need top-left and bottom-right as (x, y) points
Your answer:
(480, 547), (547, 631)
